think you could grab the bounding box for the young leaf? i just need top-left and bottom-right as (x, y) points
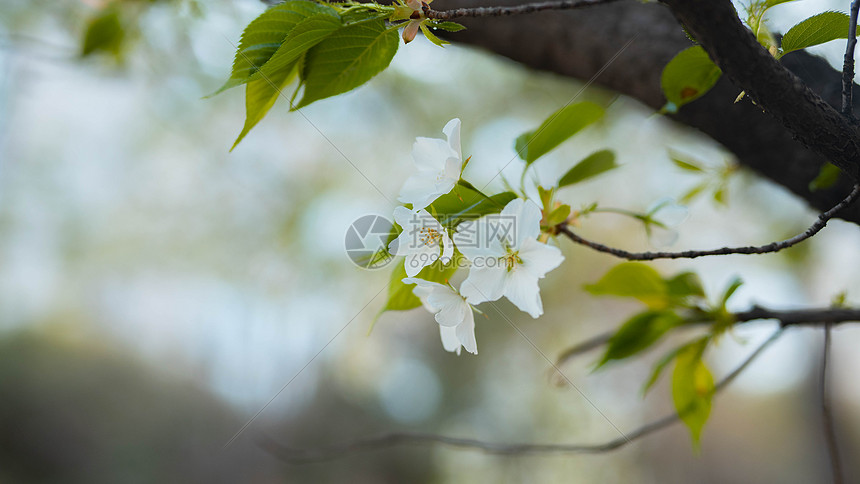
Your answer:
(295, 19), (399, 109)
(431, 188), (518, 227)
(231, 62), (300, 150)
(720, 277), (743, 306)
(213, 1), (336, 95)
(250, 11), (342, 83)
(419, 23), (449, 47)
(809, 162), (842, 192)
(642, 338), (706, 395)
(661, 46), (722, 109)
(558, 150), (618, 187)
(782, 11), (860, 55)
(430, 21), (466, 32)
(597, 310), (683, 367)
(81, 6), (125, 58)
(545, 204), (572, 227)
(666, 272), (706, 300)
(514, 102), (605, 164)
(585, 262), (668, 309)
(672, 341), (714, 448)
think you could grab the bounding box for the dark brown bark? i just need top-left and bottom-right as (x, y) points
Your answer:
(431, 0), (860, 224)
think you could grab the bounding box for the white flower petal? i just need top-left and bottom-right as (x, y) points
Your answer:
(412, 137), (457, 171)
(503, 268), (543, 318)
(456, 308), (477, 354)
(519, 237), (565, 278)
(442, 118), (462, 160)
(453, 218), (506, 261)
(440, 231), (454, 264)
(460, 265), (507, 304)
(432, 297), (467, 327)
(439, 325), (461, 354)
(398, 174), (441, 210)
(442, 156), (462, 182)
(500, 198), (541, 249)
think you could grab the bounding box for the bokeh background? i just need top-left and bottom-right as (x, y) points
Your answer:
(1, 0), (859, 482)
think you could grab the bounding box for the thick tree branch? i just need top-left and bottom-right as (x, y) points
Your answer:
(660, 0), (860, 180)
(260, 328), (783, 462)
(423, 0), (618, 19)
(430, 0), (860, 224)
(555, 306), (860, 368)
(558, 184), (859, 261)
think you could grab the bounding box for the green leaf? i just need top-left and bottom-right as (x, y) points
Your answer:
(213, 1), (336, 95)
(642, 338), (706, 395)
(721, 277), (743, 306)
(515, 102), (605, 164)
(81, 6), (125, 57)
(666, 272), (705, 299)
(295, 19), (398, 109)
(782, 11), (860, 55)
(672, 341), (714, 448)
(558, 150), (618, 187)
(545, 204), (571, 227)
(585, 262), (668, 309)
(251, 10), (342, 83)
(430, 21), (466, 32)
(809, 162), (842, 192)
(432, 187), (518, 227)
(661, 46), (722, 109)
(419, 22), (449, 47)
(231, 62), (300, 150)
(598, 310), (683, 367)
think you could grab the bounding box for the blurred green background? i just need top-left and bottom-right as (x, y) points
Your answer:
(0, 0), (858, 482)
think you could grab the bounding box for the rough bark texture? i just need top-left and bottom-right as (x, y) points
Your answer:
(431, 0), (860, 224)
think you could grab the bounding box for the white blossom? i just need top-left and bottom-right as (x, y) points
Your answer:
(453, 198), (564, 318)
(389, 206), (454, 277)
(403, 277), (477, 355)
(398, 118), (463, 210)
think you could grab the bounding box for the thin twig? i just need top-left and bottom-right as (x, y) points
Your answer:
(260, 329), (784, 463)
(842, 0), (860, 118)
(423, 0), (621, 20)
(559, 184), (860, 261)
(554, 330), (614, 367)
(820, 323), (844, 484)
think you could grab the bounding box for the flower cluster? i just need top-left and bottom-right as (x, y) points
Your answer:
(390, 119), (565, 355)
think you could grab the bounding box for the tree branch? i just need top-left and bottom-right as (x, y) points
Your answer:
(555, 306), (860, 368)
(432, 0), (860, 225)
(557, 184), (859, 261)
(734, 307), (860, 327)
(261, 328), (784, 463)
(660, 0), (860, 180)
(820, 323), (844, 484)
(423, 0), (619, 20)
(842, 0), (860, 119)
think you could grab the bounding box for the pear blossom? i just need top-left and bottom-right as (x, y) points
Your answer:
(389, 206), (454, 277)
(398, 118), (463, 210)
(403, 277), (477, 355)
(454, 198), (564, 318)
